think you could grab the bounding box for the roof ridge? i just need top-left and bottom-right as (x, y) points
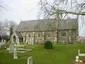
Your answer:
(16, 19), (78, 32)
(20, 18), (56, 22)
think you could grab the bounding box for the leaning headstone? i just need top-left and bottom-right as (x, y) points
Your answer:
(27, 56), (33, 64)
(9, 43), (14, 53)
(13, 47), (18, 59)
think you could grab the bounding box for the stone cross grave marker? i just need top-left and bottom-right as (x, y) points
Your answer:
(9, 43), (14, 53)
(27, 56), (33, 64)
(13, 47), (18, 59)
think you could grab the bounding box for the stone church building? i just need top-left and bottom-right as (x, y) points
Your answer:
(11, 19), (78, 44)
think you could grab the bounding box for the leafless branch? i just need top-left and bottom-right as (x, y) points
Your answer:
(38, 0), (85, 19)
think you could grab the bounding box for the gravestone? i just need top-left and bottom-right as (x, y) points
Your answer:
(13, 48), (18, 59)
(9, 43), (14, 53)
(3, 40), (6, 44)
(1, 39), (3, 43)
(27, 56), (33, 64)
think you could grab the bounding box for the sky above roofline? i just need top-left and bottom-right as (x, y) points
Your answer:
(0, 0), (39, 24)
(0, 0), (85, 36)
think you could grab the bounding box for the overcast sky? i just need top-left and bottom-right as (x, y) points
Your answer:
(0, 0), (85, 36)
(0, 0), (39, 24)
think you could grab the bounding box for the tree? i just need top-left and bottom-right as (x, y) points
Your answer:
(39, 0), (85, 19)
(3, 20), (17, 37)
(3, 19), (17, 30)
(0, 19), (17, 40)
(39, 0), (85, 42)
(10, 27), (13, 37)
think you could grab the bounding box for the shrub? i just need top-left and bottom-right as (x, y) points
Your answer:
(44, 41), (53, 49)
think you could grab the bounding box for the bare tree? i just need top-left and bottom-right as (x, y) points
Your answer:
(38, 0), (85, 42)
(38, 0), (85, 19)
(0, 19), (17, 39)
(3, 19), (17, 29)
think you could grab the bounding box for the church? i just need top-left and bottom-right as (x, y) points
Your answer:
(11, 19), (78, 44)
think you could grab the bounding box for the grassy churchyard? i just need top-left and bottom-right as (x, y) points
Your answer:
(0, 43), (85, 64)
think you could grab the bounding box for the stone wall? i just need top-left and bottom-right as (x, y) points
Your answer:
(19, 30), (78, 44)
(20, 31), (57, 43)
(58, 30), (78, 43)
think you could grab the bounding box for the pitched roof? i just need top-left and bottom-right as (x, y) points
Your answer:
(58, 19), (78, 29)
(16, 19), (78, 32)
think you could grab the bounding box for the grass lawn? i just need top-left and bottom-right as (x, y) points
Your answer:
(0, 44), (85, 64)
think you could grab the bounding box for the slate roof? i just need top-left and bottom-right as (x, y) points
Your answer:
(16, 19), (78, 32)
(58, 19), (78, 29)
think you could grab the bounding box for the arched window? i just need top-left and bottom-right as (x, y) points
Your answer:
(38, 34), (40, 37)
(48, 34), (50, 37)
(13, 36), (16, 42)
(61, 32), (66, 36)
(28, 34), (31, 37)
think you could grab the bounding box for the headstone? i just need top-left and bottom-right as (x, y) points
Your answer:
(2, 40), (5, 45)
(4, 40), (6, 44)
(9, 43), (14, 53)
(13, 48), (18, 59)
(1, 39), (3, 43)
(27, 56), (33, 64)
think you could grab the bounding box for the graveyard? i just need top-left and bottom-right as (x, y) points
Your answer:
(0, 43), (85, 64)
